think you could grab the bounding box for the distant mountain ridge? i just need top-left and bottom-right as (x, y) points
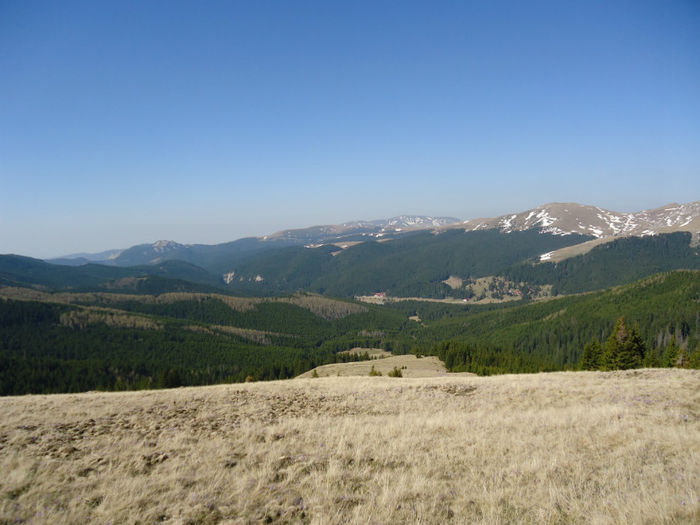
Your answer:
(262, 215), (462, 244)
(3, 218), (698, 299)
(48, 202), (700, 268)
(48, 215), (463, 268)
(463, 202), (700, 238)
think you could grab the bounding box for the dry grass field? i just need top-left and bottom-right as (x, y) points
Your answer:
(296, 354), (454, 378)
(1, 369), (699, 524)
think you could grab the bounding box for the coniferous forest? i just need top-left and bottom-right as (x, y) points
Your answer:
(1, 264), (699, 394)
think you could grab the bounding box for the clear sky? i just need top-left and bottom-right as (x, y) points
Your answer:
(1, 1), (699, 258)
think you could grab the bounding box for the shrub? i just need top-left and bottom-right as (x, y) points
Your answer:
(388, 366), (403, 378)
(311, 369), (319, 378)
(369, 365), (382, 376)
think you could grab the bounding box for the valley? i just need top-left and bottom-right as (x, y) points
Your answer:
(1, 200), (700, 394)
(1, 269), (699, 395)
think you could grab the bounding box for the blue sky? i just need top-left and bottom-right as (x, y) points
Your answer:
(1, 1), (699, 258)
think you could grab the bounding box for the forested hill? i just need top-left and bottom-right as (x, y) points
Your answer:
(0, 291), (406, 395)
(499, 232), (700, 294)
(0, 255), (226, 292)
(402, 270), (700, 374)
(1, 271), (699, 395)
(4, 230), (700, 303)
(225, 229), (592, 297)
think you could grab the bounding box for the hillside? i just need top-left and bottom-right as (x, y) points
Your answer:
(499, 231), (700, 294)
(2, 270), (699, 394)
(226, 229), (592, 297)
(0, 255), (228, 292)
(6, 229), (697, 306)
(0, 289), (406, 395)
(1, 369), (697, 524)
(391, 270), (700, 374)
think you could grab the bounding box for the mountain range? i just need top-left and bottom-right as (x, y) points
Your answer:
(2, 201), (700, 395)
(1, 201), (698, 298)
(464, 201), (700, 238)
(47, 202), (700, 268)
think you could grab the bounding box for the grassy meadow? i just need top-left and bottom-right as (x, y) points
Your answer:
(1, 368), (699, 524)
(296, 353), (456, 378)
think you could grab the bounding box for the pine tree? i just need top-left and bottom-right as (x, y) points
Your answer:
(617, 324), (645, 369)
(603, 317), (645, 370)
(688, 344), (700, 370)
(602, 319), (624, 370)
(580, 340), (602, 370)
(663, 336), (680, 368)
(643, 348), (661, 368)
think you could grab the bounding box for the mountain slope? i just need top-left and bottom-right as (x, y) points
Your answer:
(49, 202), (700, 274)
(418, 270), (700, 373)
(226, 229), (593, 297)
(2, 370), (697, 524)
(500, 231), (700, 294)
(463, 201), (700, 238)
(0, 255), (225, 293)
(0, 288), (405, 394)
(9, 231), (700, 300)
(52, 216), (463, 269)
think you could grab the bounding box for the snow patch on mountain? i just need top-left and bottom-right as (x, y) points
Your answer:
(151, 240), (185, 253)
(465, 201), (700, 240)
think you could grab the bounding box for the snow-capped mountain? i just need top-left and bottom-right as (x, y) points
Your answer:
(382, 215), (461, 229)
(265, 215), (461, 242)
(47, 203), (699, 269)
(463, 202), (700, 239)
(150, 240), (184, 253)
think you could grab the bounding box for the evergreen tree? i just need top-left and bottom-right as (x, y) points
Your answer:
(603, 317), (645, 370)
(618, 325), (646, 369)
(580, 340), (602, 370)
(688, 344), (700, 370)
(663, 336), (680, 368)
(163, 368), (182, 388)
(643, 348), (662, 368)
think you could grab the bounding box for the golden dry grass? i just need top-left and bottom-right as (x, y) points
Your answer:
(337, 348), (392, 358)
(1, 369), (699, 524)
(442, 276), (464, 290)
(296, 355), (455, 378)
